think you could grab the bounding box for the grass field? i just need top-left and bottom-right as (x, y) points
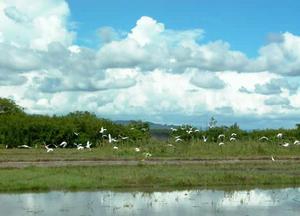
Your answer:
(1, 140), (300, 161)
(1, 140), (300, 192)
(0, 162), (299, 192)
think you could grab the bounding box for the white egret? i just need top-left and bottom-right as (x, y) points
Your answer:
(175, 138), (183, 142)
(99, 126), (107, 134)
(281, 142), (289, 147)
(186, 129), (193, 134)
(59, 141), (67, 148)
(230, 137), (236, 142)
(271, 156), (275, 161)
(18, 145), (32, 149)
(86, 141), (92, 149)
(44, 145), (53, 153)
(294, 140), (300, 145)
(108, 134), (117, 143)
(276, 133), (283, 139)
(74, 143), (84, 150)
(144, 152), (152, 158)
(119, 135), (129, 140)
(259, 136), (269, 141)
(218, 134), (225, 139)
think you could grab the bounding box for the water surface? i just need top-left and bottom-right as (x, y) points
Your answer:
(1, 188), (300, 215)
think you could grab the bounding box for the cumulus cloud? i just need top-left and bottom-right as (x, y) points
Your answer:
(0, 0), (75, 50)
(254, 78), (298, 95)
(264, 96), (290, 106)
(190, 71), (226, 89)
(239, 86), (252, 94)
(97, 27), (119, 44)
(254, 32), (300, 75)
(0, 0), (300, 128)
(4, 6), (29, 23)
(254, 82), (282, 95)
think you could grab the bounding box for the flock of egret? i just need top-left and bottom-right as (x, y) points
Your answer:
(171, 126), (300, 148)
(14, 126), (152, 157)
(8, 125), (300, 159)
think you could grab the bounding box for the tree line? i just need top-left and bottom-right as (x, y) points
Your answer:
(0, 98), (149, 147)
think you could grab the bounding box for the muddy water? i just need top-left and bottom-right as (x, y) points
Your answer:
(0, 188), (300, 215)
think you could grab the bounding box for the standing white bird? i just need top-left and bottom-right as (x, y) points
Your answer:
(59, 141), (68, 148)
(271, 156), (275, 161)
(276, 133), (283, 139)
(99, 126), (107, 134)
(44, 145), (53, 153)
(202, 136), (208, 143)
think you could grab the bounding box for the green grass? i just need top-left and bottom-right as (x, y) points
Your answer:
(0, 162), (300, 192)
(1, 140), (300, 161)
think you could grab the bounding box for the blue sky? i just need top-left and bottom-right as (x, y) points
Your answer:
(0, 0), (300, 129)
(68, 0), (300, 57)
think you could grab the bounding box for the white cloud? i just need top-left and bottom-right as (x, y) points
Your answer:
(0, 1), (300, 128)
(4, 6), (29, 23)
(0, 0), (75, 50)
(264, 96), (290, 106)
(190, 70), (226, 89)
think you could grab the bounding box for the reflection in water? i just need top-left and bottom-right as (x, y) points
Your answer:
(0, 188), (300, 216)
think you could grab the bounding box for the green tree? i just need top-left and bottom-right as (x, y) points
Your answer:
(0, 98), (24, 115)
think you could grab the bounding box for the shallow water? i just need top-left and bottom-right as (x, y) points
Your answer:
(0, 188), (300, 216)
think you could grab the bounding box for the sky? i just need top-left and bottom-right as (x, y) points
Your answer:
(0, 0), (300, 129)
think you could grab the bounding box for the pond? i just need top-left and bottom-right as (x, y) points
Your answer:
(0, 188), (300, 216)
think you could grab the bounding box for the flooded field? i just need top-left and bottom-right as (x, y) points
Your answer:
(0, 188), (300, 216)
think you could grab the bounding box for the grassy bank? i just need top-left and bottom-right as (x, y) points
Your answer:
(1, 140), (300, 161)
(0, 162), (300, 192)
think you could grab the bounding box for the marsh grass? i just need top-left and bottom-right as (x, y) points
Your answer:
(0, 162), (300, 192)
(1, 140), (300, 162)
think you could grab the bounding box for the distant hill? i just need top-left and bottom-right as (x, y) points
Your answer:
(114, 120), (177, 130)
